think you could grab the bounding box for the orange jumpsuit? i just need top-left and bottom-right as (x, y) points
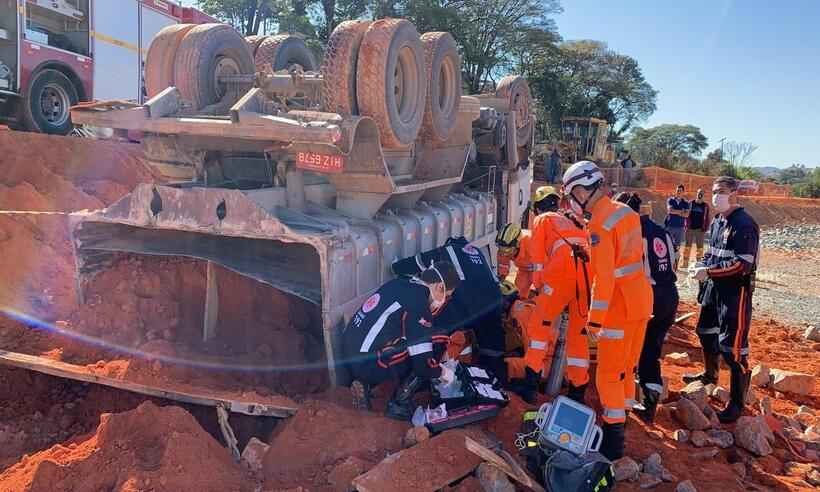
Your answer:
(585, 198), (653, 424)
(497, 231), (536, 295)
(525, 212), (591, 388)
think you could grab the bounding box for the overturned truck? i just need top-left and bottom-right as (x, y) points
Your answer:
(68, 20), (535, 393)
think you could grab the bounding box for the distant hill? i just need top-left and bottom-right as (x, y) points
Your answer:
(753, 166), (781, 177)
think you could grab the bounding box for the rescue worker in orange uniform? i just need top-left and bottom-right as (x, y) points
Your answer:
(496, 223), (536, 295)
(522, 186), (592, 405)
(562, 161), (653, 461)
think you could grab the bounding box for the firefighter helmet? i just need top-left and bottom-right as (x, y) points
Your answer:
(532, 185), (560, 204)
(499, 280), (518, 297)
(496, 223), (523, 249)
(562, 161), (604, 195)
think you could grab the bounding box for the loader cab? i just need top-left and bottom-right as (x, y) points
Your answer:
(0, 0), (20, 94)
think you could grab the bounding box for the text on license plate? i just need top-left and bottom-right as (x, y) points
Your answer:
(296, 152), (344, 173)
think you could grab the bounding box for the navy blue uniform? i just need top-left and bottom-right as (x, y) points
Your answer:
(637, 215), (680, 393)
(342, 278), (444, 385)
(695, 207), (759, 369)
(392, 237), (505, 361)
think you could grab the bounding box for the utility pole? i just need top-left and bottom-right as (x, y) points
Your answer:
(718, 137), (726, 160)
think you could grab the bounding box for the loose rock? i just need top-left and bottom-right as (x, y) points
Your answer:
(734, 416), (774, 456)
(702, 405), (721, 429)
(731, 463), (746, 479)
(476, 463), (515, 492)
(797, 405), (815, 415)
(794, 411), (816, 429)
(803, 424), (820, 442)
(240, 437), (270, 473)
(750, 364), (770, 387)
(672, 398), (711, 431)
(783, 461), (813, 478)
(328, 456), (370, 492)
(807, 469), (820, 487)
(403, 426), (431, 448)
(613, 457), (640, 482)
(804, 325), (820, 342)
(769, 369), (814, 395)
(690, 431), (709, 448)
(680, 381), (708, 410)
(665, 352), (690, 366)
(706, 429), (734, 449)
(639, 473), (662, 489)
(711, 386), (730, 405)
(758, 396), (773, 417)
(691, 448), (719, 459)
(676, 479), (698, 492)
(673, 430), (689, 443)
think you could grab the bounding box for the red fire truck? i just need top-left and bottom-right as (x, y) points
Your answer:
(0, 0), (214, 134)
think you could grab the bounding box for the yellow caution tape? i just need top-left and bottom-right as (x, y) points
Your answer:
(91, 31), (145, 54)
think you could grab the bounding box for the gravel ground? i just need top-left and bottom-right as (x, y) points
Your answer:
(678, 224), (820, 329)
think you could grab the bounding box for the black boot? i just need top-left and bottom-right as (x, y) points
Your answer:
(518, 368), (540, 404)
(385, 375), (423, 421)
(566, 383), (588, 404)
(718, 367), (749, 424)
(633, 384), (660, 424)
(600, 422), (625, 461)
(682, 350), (720, 385)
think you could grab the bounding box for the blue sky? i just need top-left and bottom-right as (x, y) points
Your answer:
(556, 0), (819, 167)
(179, 0), (817, 167)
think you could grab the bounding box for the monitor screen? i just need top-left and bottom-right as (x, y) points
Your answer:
(553, 403), (590, 436)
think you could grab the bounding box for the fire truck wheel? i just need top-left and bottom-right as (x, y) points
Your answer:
(144, 24), (196, 99)
(357, 19), (426, 148)
(174, 24), (255, 111)
(420, 32), (461, 142)
(244, 35), (267, 57)
(254, 35), (318, 72)
(21, 69), (79, 135)
(320, 20), (370, 116)
(496, 75), (532, 145)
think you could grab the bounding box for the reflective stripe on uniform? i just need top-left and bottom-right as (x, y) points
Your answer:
(359, 301), (402, 352)
(614, 261), (643, 278)
(603, 408), (626, 419)
(590, 300), (609, 311)
(552, 240), (569, 255)
(530, 340), (548, 350)
(697, 326), (720, 335)
(600, 328), (624, 340)
(459, 346), (473, 356)
(603, 207), (631, 231)
(567, 357), (590, 368)
(646, 383), (664, 393)
(479, 348), (505, 357)
(720, 344), (749, 356)
(529, 263), (543, 271)
(708, 247), (735, 258)
(408, 342), (433, 356)
(625, 399), (639, 408)
(542, 284), (554, 295)
(446, 246), (466, 280)
(414, 254), (425, 270)
(738, 254), (755, 263)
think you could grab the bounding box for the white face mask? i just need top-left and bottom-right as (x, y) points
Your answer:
(570, 198), (584, 216)
(712, 193), (731, 213)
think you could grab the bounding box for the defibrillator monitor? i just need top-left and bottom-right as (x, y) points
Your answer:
(538, 396), (602, 456)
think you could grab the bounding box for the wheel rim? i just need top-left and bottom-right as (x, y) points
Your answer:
(213, 56), (241, 100)
(395, 46), (419, 124)
(40, 83), (70, 127)
(437, 56), (457, 116)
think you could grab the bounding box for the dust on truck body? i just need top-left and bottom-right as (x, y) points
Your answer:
(69, 19), (535, 385)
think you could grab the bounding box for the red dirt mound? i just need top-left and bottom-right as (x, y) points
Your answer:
(0, 400), (251, 492)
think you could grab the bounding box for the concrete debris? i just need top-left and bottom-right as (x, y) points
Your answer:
(328, 456), (370, 492)
(675, 479), (698, 492)
(706, 429), (734, 449)
(807, 469), (820, 487)
(758, 396), (773, 417)
(769, 369), (815, 395)
(804, 325), (820, 342)
(731, 462), (746, 479)
(612, 456), (641, 482)
(711, 386), (730, 405)
(403, 426), (431, 448)
(475, 463), (515, 492)
(638, 473), (662, 489)
(690, 431), (709, 448)
(691, 448), (719, 459)
(665, 352), (690, 366)
(750, 364), (770, 387)
(680, 381), (708, 411)
(240, 437), (270, 473)
(672, 398), (711, 431)
(734, 416), (775, 456)
(673, 430), (690, 443)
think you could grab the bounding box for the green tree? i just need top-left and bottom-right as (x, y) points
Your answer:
(775, 164), (809, 185)
(526, 39), (657, 140)
(792, 167), (820, 198)
(197, 0), (284, 35)
(625, 124), (708, 168)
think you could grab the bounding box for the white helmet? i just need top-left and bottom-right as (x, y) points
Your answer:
(562, 160), (604, 196)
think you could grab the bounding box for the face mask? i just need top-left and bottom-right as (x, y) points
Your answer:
(430, 288), (446, 313)
(712, 193), (731, 213)
(569, 198), (583, 216)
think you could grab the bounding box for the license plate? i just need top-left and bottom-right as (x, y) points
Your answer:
(296, 151), (344, 174)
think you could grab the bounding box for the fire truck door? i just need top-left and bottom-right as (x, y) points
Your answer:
(92, 0), (139, 101)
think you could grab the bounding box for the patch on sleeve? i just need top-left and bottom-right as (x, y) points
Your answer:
(653, 237), (668, 258)
(362, 293), (380, 313)
(462, 244), (479, 255)
(419, 317), (432, 328)
(590, 233), (600, 246)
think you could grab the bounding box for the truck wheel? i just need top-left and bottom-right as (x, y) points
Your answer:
(496, 75), (532, 145)
(421, 32), (461, 141)
(144, 24), (196, 98)
(173, 24), (255, 111)
(357, 19), (426, 148)
(21, 69), (78, 135)
(254, 35), (318, 72)
(245, 35), (267, 57)
(321, 20), (370, 116)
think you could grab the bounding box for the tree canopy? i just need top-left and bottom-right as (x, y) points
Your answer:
(625, 124), (708, 168)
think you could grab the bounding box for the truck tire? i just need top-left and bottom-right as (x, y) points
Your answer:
(254, 34), (318, 72)
(420, 32), (461, 141)
(245, 35), (267, 57)
(496, 75), (532, 145)
(20, 68), (78, 135)
(173, 24), (255, 111)
(321, 20), (370, 115)
(144, 24), (196, 98)
(357, 19), (426, 148)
